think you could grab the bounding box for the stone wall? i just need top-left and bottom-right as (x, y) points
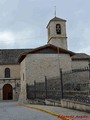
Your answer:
(0, 64), (20, 101)
(49, 37), (67, 50)
(25, 54), (71, 85)
(0, 64), (20, 78)
(48, 20), (67, 49)
(72, 60), (89, 69)
(61, 99), (90, 112)
(19, 53), (71, 102)
(0, 79), (20, 101)
(18, 59), (27, 103)
(63, 70), (89, 84)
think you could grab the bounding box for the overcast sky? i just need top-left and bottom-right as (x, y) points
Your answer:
(0, 0), (90, 54)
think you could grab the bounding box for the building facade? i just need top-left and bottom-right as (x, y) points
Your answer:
(0, 16), (90, 102)
(18, 16), (90, 102)
(0, 49), (31, 101)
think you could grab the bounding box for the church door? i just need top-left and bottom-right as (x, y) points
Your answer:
(3, 84), (13, 100)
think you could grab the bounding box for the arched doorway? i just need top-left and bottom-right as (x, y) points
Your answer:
(3, 84), (13, 100)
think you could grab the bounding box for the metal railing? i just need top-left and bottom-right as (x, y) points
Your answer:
(27, 68), (90, 104)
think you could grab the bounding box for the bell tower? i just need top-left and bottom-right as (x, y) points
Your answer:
(47, 17), (67, 49)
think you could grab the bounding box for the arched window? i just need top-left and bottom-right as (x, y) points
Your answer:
(56, 24), (61, 34)
(5, 68), (10, 78)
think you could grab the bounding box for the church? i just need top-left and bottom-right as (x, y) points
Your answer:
(18, 17), (90, 102)
(0, 16), (90, 102)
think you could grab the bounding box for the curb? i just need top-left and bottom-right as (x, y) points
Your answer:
(17, 104), (72, 120)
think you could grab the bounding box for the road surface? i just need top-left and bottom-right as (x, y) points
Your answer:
(0, 101), (60, 120)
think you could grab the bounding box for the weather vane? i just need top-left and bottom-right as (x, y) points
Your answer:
(54, 6), (56, 17)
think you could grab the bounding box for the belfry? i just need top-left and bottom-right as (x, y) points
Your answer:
(47, 17), (67, 49)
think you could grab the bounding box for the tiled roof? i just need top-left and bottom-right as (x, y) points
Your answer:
(0, 49), (32, 64)
(18, 44), (75, 63)
(72, 53), (90, 60)
(50, 17), (66, 22)
(47, 16), (66, 28)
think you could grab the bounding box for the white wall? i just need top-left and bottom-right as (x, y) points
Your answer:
(25, 54), (71, 84)
(72, 60), (89, 69)
(19, 59), (27, 103)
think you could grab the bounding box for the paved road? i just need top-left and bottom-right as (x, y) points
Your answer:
(0, 101), (60, 120)
(30, 104), (90, 120)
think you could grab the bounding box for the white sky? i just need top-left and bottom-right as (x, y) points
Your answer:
(0, 0), (90, 54)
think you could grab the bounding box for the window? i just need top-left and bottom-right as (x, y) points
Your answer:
(56, 24), (61, 34)
(5, 68), (10, 78)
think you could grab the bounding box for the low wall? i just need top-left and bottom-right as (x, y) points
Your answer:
(45, 99), (61, 106)
(61, 99), (90, 112)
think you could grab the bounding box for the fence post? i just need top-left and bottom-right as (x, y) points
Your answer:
(89, 60), (90, 79)
(34, 80), (36, 99)
(45, 76), (47, 99)
(60, 69), (63, 99)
